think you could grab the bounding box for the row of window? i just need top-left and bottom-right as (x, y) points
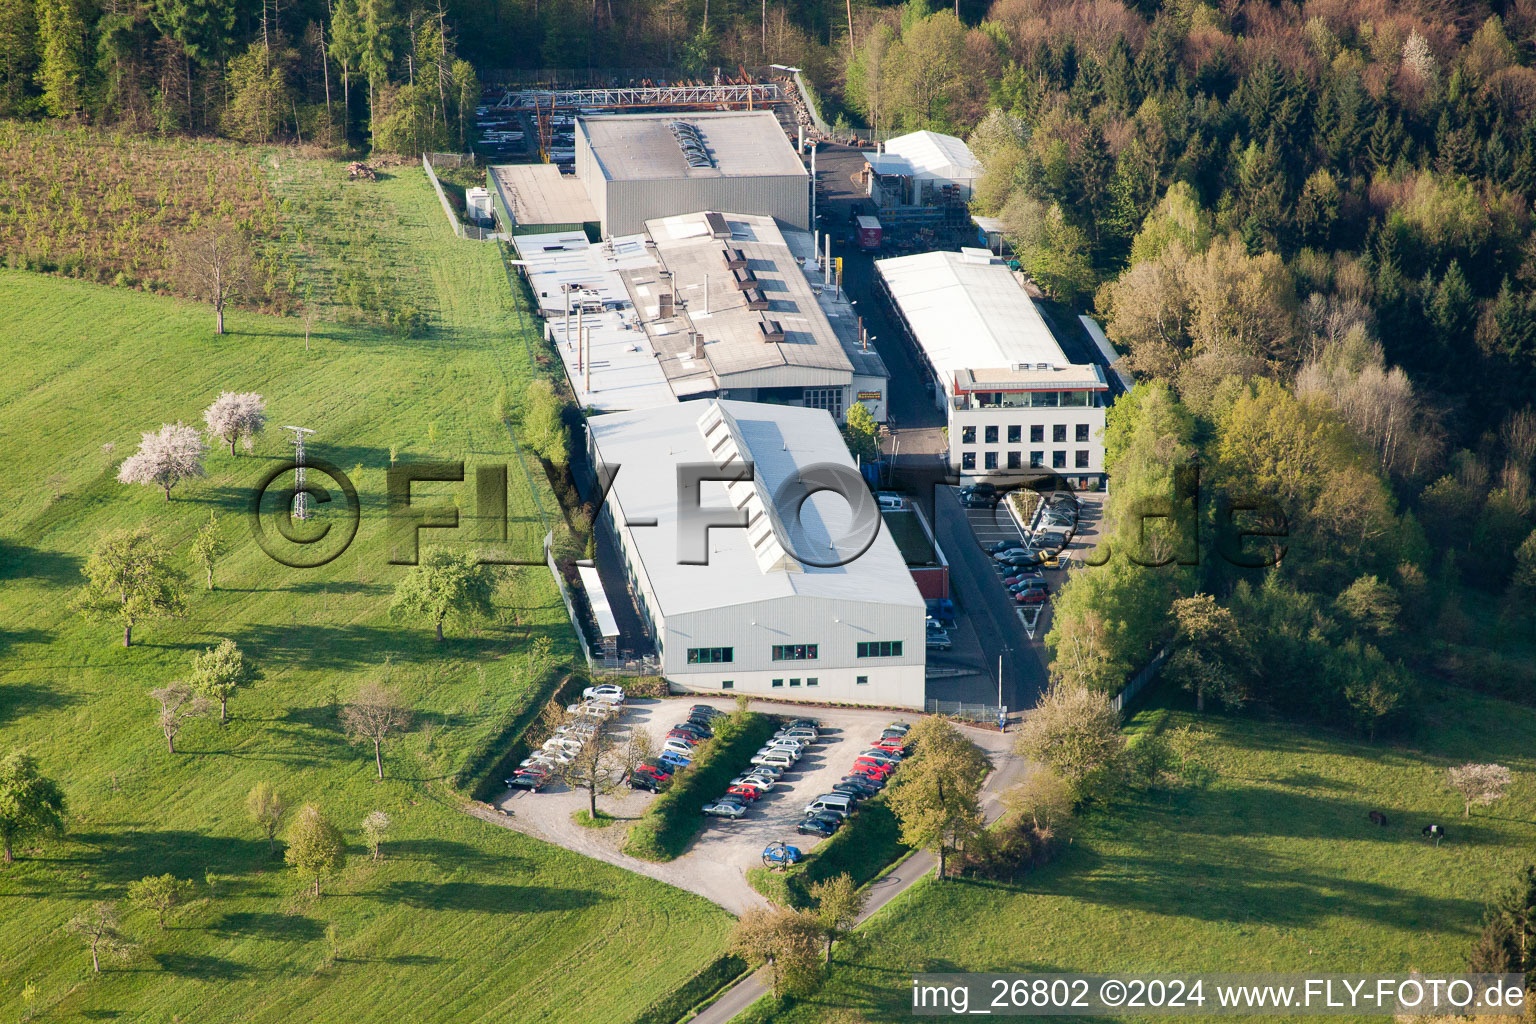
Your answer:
(961, 423), (1092, 445)
(719, 676), (871, 690)
(686, 647), (734, 664)
(963, 450), (1092, 471)
(690, 642), (905, 664)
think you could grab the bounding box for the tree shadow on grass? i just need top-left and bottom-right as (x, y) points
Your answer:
(61, 830), (274, 884)
(370, 880), (603, 914)
(0, 539), (84, 586)
(148, 951), (256, 979)
(207, 911), (326, 942)
(0, 678), (80, 726)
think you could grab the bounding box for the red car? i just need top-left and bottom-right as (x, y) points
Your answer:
(726, 784), (763, 802)
(1014, 589), (1047, 604)
(666, 730), (703, 745)
(852, 759), (894, 778)
(870, 738), (906, 753)
(632, 764), (671, 785)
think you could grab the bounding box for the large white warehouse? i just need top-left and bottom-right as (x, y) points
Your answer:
(588, 399), (926, 708)
(877, 248), (1109, 487)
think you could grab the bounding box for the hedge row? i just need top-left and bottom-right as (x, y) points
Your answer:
(626, 954), (749, 1024)
(622, 711), (778, 862)
(461, 671), (585, 802)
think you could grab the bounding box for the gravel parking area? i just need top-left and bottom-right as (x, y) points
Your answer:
(486, 696), (1018, 915)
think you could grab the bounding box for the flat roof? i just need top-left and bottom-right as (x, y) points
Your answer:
(578, 565), (619, 638)
(877, 249), (1101, 393)
(621, 212), (858, 391)
(511, 230), (677, 412)
(580, 111), (807, 182)
(590, 399), (923, 616)
(489, 164), (598, 226)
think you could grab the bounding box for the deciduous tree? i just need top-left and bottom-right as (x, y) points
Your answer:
(117, 422), (208, 500)
(888, 717), (989, 878)
(246, 781), (286, 855)
(189, 637), (251, 723)
(70, 527), (188, 647)
(1013, 684), (1125, 804)
(807, 872), (865, 964)
(1448, 763), (1514, 818)
(341, 680), (412, 780)
(202, 391), (267, 455)
(285, 804), (346, 895)
(66, 902), (135, 973)
(0, 753), (66, 865)
(169, 225), (253, 335)
(728, 906), (825, 998)
(390, 546), (495, 642)
(149, 683), (211, 754)
(361, 809), (391, 861)
(190, 511), (224, 590)
(127, 873), (194, 929)
(1165, 594), (1251, 712)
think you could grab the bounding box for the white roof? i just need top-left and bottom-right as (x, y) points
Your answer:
(512, 230), (677, 412)
(578, 565), (620, 638)
(589, 400), (923, 617)
(880, 131), (981, 183)
(876, 249), (1089, 393)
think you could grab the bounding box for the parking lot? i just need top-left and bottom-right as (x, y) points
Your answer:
(491, 696), (1017, 914)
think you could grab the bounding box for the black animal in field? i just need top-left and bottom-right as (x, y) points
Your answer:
(1368, 810), (1388, 826)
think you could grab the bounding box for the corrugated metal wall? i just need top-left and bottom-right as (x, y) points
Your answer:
(604, 175), (809, 236)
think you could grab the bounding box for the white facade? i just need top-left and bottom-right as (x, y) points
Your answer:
(876, 249), (1110, 487)
(589, 399), (927, 708)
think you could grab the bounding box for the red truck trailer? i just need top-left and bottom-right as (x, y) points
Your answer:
(856, 215), (883, 252)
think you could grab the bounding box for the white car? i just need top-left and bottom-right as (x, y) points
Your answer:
(583, 684), (626, 704)
(751, 750), (797, 769)
(701, 798), (748, 819)
(544, 737), (584, 754)
(730, 774), (778, 791)
(539, 746), (576, 765)
(662, 737), (700, 757)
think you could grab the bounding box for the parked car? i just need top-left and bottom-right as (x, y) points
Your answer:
(670, 723), (710, 739)
(852, 759), (895, 778)
(727, 784), (764, 802)
(702, 797), (748, 819)
(992, 547), (1030, 562)
(663, 738), (701, 757)
(796, 816), (839, 837)
(582, 684), (625, 703)
(751, 749), (797, 769)
(1003, 569), (1044, 585)
(507, 770), (551, 790)
(870, 739), (907, 756)
(877, 493), (905, 511)
(859, 749), (902, 765)
(1014, 589), (1048, 605)
(830, 782), (870, 801)
(1009, 580), (1048, 595)
(658, 750), (692, 771)
(1001, 554), (1043, 569)
(632, 764), (671, 786)
(690, 705), (725, 718)
(987, 539), (1018, 554)
(762, 843), (804, 866)
(839, 774), (883, 794)
(766, 737), (808, 753)
(730, 774), (778, 792)
(885, 721), (912, 735)
(926, 632), (952, 651)
(630, 769), (668, 792)
(744, 762), (785, 779)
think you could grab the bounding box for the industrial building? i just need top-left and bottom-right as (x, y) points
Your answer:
(588, 398), (927, 707)
(865, 130), (982, 206)
(575, 111), (810, 236)
(510, 210), (889, 423)
(876, 248), (1109, 487)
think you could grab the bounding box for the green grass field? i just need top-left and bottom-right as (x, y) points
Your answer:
(739, 686), (1536, 1022)
(0, 163), (732, 1021)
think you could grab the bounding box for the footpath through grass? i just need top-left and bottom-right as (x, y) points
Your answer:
(0, 160), (732, 1022)
(738, 686), (1536, 1022)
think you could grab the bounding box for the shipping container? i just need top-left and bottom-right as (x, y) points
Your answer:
(856, 215), (883, 251)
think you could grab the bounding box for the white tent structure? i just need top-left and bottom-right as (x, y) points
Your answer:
(866, 130), (982, 204)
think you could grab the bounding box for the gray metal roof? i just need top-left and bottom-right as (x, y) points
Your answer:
(489, 164), (598, 226)
(590, 399), (924, 616)
(625, 212), (856, 391)
(579, 111), (808, 182)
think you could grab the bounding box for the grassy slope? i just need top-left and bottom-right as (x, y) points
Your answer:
(0, 164), (731, 1021)
(740, 686), (1536, 1022)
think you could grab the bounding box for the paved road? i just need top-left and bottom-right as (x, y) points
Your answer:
(689, 719), (1031, 1024)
